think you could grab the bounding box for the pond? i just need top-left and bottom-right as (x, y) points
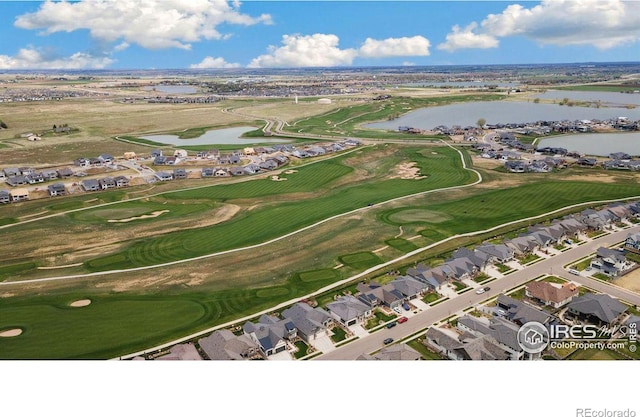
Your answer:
(537, 132), (640, 157)
(533, 90), (640, 107)
(143, 85), (198, 94)
(364, 101), (640, 131)
(140, 126), (292, 146)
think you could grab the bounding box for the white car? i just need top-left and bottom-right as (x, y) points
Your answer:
(568, 268), (580, 275)
(475, 288), (485, 295)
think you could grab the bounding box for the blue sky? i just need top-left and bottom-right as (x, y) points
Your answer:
(0, 0), (639, 69)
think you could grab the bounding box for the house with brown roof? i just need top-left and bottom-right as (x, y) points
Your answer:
(198, 329), (260, 360)
(525, 281), (578, 309)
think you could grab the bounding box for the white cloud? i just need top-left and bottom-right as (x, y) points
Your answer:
(440, 0), (640, 51)
(359, 36), (430, 58)
(0, 48), (114, 69)
(437, 23), (499, 52)
(248, 34), (358, 68)
(15, 0), (272, 50)
(190, 56), (241, 68)
(248, 33), (434, 68)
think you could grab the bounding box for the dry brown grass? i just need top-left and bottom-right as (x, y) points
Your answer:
(612, 269), (640, 294)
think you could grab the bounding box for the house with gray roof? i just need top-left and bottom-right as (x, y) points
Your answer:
(47, 183), (66, 197)
(156, 343), (202, 361)
(505, 235), (539, 255)
(452, 247), (490, 269)
(198, 329), (260, 360)
(555, 217), (587, 236)
(81, 179), (100, 191)
(425, 326), (511, 361)
(99, 177), (116, 190)
(590, 247), (632, 277)
(326, 295), (372, 327)
(476, 244), (514, 263)
(566, 293), (628, 325)
(243, 314), (297, 357)
(496, 294), (554, 325)
(625, 232), (640, 254)
(154, 171), (174, 181)
(444, 257), (477, 280)
(282, 302), (333, 343)
(0, 190), (11, 204)
(457, 315), (524, 360)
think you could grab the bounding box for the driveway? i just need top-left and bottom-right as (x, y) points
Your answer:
(308, 333), (335, 354)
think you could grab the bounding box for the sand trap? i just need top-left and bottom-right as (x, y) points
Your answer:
(0, 328), (23, 337)
(284, 170), (298, 174)
(390, 162), (427, 180)
(70, 299), (92, 307)
(108, 210), (169, 223)
(271, 176), (288, 181)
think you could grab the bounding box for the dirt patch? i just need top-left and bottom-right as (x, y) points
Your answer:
(612, 269), (640, 294)
(389, 162), (427, 180)
(70, 299), (91, 307)
(271, 175), (288, 181)
(557, 173), (619, 184)
(107, 210), (170, 223)
(284, 170), (298, 174)
(0, 328), (23, 337)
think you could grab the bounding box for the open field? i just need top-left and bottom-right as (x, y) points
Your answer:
(612, 268), (640, 294)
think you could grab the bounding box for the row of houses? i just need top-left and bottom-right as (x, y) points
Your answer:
(2, 167), (74, 185)
(74, 154), (114, 167)
(0, 188), (29, 203)
(404, 202), (640, 290)
(81, 176), (130, 191)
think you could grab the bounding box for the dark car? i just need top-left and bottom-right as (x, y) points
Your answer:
(383, 338), (394, 345)
(484, 287), (491, 292)
(386, 321), (397, 329)
(402, 302), (411, 311)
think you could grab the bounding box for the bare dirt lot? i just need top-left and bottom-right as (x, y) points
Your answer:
(613, 268), (640, 294)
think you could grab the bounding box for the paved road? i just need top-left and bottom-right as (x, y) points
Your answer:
(316, 225), (640, 360)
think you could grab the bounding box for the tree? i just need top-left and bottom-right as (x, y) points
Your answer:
(476, 118), (486, 129)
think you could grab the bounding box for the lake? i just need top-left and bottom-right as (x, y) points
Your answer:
(537, 132), (640, 157)
(144, 85), (198, 94)
(140, 126), (291, 146)
(533, 90), (640, 107)
(365, 101), (640, 130)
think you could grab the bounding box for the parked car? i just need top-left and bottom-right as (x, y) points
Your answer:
(568, 268), (580, 275)
(393, 306), (403, 314)
(475, 288), (485, 294)
(496, 309), (507, 316)
(383, 338), (394, 345)
(484, 287), (491, 292)
(386, 321), (397, 329)
(398, 317), (408, 324)
(402, 302), (411, 311)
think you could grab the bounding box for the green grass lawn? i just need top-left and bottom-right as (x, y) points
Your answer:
(519, 253), (541, 264)
(385, 238), (419, 253)
(407, 339), (443, 360)
(339, 252), (383, 270)
(473, 274), (491, 283)
(451, 281), (467, 291)
(330, 326), (348, 343)
(422, 292), (442, 303)
(293, 340), (309, 359)
(542, 276), (568, 284)
(495, 263), (512, 273)
(567, 348), (629, 360)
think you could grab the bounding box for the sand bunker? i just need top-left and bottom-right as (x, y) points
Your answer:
(0, 328), (23, 337)
(108, 210), (169, 223)
(284, 170), (298, 174)
(70, 299), (92, 307)
(271, 175), (288, 181)
(390, 162), (427, 180)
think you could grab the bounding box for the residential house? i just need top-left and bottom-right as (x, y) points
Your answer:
(173, 149), (188, 158)
(6, 175), (29, 187)
(214, 168), (229, 177)
(154, 171), (174, 182)
(3, 168), (22, 177)
(566, 293), (627, 325)
(590, 247), (633, 277)
(123, 152), (137, 160)
(243, 314), (297, 357)
(525, 281), (578, 309)
(98, 154), (114, 164)
(425, 326), (512, 361)
(81, 179), (100, 192)
(156, 343), (202, 361)
(443, 256), (478, 280)
(57, 167), (74, 178)
(173, 168), (188, 179)
(505, 235), (539, 255)
(201, 167), (214, 178)
(326, 295), (372, 327)
(625, 232), (640, 254)
(0, 190), (11, 204)
(9, 188), (29, 202)
(457, 315), (525, 360)
(73, 158), (90, 167)
(243, 164), (261, 175)
(88, 157), (102, 167)
(150, 149), (163, 158)
(47, 183), (66, 197)
(555, 217), (587, 237)
(114, 176), (130, 187)
(258, 160), (278, 171)
(496, 294), (554, 326)
(229, 167), (244, 176)
(99, 177), (116, 190)
(41, 169), (59, 181)
(452, 247), (490, 270)
(476, 244), (514, 263)
(198, 329), (260, 360)
(282, 302), (333, 343)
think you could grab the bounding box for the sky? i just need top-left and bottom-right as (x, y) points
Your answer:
(0, 0), (639, 70)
